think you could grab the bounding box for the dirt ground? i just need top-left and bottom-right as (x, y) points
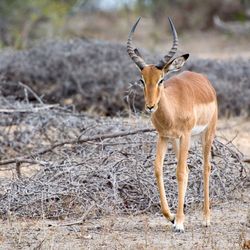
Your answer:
(0, 117), (249, 250)
(0, 196), (249, 249)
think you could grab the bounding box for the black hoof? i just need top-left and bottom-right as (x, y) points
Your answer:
(169, 214), (175, 224)
(173, 225), (185, 233)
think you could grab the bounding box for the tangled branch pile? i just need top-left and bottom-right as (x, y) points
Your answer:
(0, 39), (249, 116)
(0, 99), (247, 219)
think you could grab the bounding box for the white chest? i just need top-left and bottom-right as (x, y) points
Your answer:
(191, 125), (208, 136)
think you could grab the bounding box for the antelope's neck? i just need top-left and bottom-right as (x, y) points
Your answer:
(151, 90), (174, 134)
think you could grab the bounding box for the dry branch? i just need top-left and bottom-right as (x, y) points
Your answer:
(0, 104), (58, 113)
(18, 81), (44, 104)
(0, 128), (155, 166)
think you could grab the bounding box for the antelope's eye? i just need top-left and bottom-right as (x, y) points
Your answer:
(139, 79), (145, 86)
(158, 79), (164, 85)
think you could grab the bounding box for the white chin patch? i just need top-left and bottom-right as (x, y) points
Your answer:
(146, 108), (156, 114)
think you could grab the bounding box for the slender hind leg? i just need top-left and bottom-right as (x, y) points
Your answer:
(172, 139), (179, 161)
(155, 136), (175, 222)
(202, 119), (216, 226)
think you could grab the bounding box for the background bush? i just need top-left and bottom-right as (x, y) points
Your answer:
(0, 39), (249, 117)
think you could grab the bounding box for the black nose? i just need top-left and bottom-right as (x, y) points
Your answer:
(147, 105), (154, 111)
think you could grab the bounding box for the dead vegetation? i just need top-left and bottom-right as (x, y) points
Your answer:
(0, 39), (249, 116)
(0, 98), (248, 220)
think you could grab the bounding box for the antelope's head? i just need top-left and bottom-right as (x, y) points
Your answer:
(127, 17), (189, 113)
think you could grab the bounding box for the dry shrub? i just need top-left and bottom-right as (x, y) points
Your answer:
(0, 100), (247, 219)
(0, 39), (145, 115)
(0, 39), (249, 116)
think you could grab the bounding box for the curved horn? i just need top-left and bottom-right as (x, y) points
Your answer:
(156, 17), (179, 69)
(127, 17), (147, 70)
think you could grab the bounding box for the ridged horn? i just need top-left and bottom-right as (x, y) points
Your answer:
(156, 17), (178, 69)
(127, 17), (147, 70)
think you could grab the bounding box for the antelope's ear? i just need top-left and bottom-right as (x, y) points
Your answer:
(164, 54), (189, 73)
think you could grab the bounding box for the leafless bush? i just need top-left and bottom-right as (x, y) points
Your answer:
(0, 39), (148, 115)
(0, 39), (249, 117)
(0, 99), (247, 219)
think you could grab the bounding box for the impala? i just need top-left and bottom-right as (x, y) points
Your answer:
(127, 17), (217, 232)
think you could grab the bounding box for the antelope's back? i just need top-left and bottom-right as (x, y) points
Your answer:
(165, 71), (217, 105)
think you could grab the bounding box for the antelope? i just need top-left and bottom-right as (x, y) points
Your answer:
(127, 17), (217, 232)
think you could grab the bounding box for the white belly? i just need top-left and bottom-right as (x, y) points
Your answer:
(191, 125), (208, 136)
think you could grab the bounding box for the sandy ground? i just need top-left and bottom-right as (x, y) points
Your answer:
(0, 197), (249, 250)
(0, 117), (249, 250)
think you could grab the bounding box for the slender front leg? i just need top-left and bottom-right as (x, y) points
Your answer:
(174, 133), (190, 232)
(172, 138), (190, 202)
(155, 136), (175, 222)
